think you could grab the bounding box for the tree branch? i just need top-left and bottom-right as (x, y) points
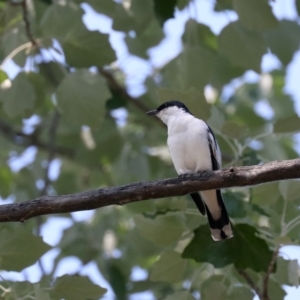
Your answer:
(0, 158), (299, 222)
(237, 269), (261, 298)
(262, 246), (280, 300)
(0, 119), (73, 157)
(20, 0), (38, 46)
(98, 67), (152, 112)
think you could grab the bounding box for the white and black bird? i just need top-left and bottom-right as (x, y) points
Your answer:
(147, 100), (233, 241)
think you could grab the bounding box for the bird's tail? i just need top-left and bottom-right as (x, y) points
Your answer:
(201, 189), (233, 241)
(190, 193), (206, 216)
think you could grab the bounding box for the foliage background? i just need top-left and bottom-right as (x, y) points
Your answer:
(0, 0), (300, 299)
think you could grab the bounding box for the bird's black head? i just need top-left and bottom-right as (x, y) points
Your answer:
(146, 100), (191, 115)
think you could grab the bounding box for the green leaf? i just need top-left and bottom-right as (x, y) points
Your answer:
(163, 291), (196, 300)
(218, 21), (267, 72)
(223, 191), (247, 218)
(214, 0), (233, 11)
(85, 0), (134, 32)
(265, 20), (300, 66)
(56, 70), (111, 127)
(210, 55), (244, 90)
(232, 0), (278, 30)
(183, 224), (272, 271)
(268, 278), (287, 300)
(0, 166), (13, 198)
(274, 257), (299, 286)
(279, 180), (300, 202)
(297, 0), (300, 16)
(125, 20), (164, 58)
(227, 286), (254, 300)
(40, 3), (83, 39)
(221, 121), (247, 139)
(134, 212), (186, 247)
(0, 228), (51, 271)
(274, 115), (300, 133)
(182, 20), (218, 51)
(105, 260), (127, 300)
(201, 277), (227, 300)
(0, 70), (8, 83)
(0, 72), (35, 118)
(150, 251), (186, 283)
(251, 182), (280, 206)
(153, 0), (176, 24)
(61, 24), (116, 67)
(2, 25), (28, 66)
(163, 45), (215, 91)
(50, 275), (107, 300)
(40, 3), (116, 67)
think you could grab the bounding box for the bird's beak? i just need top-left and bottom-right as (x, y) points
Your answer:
(146, 110), (158, 115)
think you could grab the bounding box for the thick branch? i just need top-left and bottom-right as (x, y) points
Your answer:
(0, 159), (299, 222)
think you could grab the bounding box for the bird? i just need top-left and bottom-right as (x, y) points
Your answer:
(146, 100), (233, 241)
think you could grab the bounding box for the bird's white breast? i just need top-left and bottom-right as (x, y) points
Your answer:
(167, 115), (212, 175)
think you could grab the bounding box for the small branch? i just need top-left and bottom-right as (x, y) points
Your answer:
(98, 67), (153, 113)
(0, 119), (73, 157)
(237, 269), (261, 297)
(262, 246), (280, 300)
(0, 158), (299, 222)
(20, 0), (38, 46)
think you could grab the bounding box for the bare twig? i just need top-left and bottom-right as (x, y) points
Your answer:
(98, 67), (153, 112)
(20, 0), (38, 46)
(237, 269), (261, 298)
(0, 119), (73, 156)
(262, 246), (280, 300)
(0, 158), (299, 222)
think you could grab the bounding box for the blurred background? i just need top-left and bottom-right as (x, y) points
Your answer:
(0, 0), (300, 299)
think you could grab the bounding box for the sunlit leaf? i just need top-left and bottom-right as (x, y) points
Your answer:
(183, 224), (272, 271)
(182, 20), (218, 51)
(50, 275), (107, 300)
(0, 166), (13, 198)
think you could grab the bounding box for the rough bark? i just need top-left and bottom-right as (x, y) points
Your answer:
(0, 159), (299, 222)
